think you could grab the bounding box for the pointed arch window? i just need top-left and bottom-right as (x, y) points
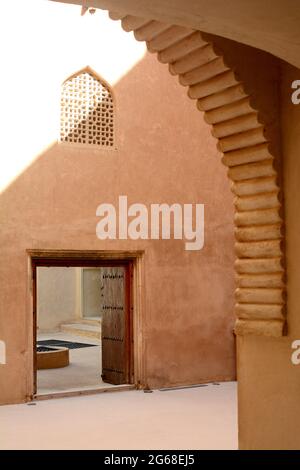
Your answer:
(60, 68), (114, 147)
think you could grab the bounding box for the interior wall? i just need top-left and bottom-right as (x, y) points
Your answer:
(37, 267), (78, 332)
(0, 2), (236, 404)
(238, 61), (300, 450)
(82, 268), (103, 318)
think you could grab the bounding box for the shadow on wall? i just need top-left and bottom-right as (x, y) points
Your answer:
(0, 51), (236, 402)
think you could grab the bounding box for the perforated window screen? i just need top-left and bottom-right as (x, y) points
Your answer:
(60, 71), (114, 147)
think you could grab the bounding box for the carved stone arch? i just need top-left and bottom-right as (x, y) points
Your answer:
(109, 12), (286, 337)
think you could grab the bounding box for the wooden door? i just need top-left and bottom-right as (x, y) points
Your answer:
(100, 266), (130, 385)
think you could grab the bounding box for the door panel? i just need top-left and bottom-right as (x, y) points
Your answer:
(101, 266), (128, 385)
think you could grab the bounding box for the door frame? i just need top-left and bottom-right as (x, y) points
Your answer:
(28, 249), (145, 399)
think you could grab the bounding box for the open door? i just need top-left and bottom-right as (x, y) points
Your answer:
(32, 255), (135, 399)
(101, 266), (131, 385)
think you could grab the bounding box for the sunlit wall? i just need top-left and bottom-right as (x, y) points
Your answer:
(0, 0), (146, 192)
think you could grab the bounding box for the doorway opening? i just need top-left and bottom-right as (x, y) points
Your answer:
(31, 254), (139, 398)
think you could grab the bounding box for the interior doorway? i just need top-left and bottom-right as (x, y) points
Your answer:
(31, 256), (135, 398)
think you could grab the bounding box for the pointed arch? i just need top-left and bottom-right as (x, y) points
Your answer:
(60, 66), (115, 147)
(109, 13), (286, 337)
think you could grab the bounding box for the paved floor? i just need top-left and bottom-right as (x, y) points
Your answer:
(0, 382), (237, 450)
(37, 332), (118, 394)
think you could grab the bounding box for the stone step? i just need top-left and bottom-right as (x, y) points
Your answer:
(60, 322), (101, 340)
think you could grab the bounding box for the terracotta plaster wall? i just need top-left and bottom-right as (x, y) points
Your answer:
(0, 40), (235, 404)
(238, 62), (300, 450)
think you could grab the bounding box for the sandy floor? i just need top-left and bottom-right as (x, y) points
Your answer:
(0, 382), (237, 450)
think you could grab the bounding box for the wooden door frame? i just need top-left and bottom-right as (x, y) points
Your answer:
(28, 249), (145, 399)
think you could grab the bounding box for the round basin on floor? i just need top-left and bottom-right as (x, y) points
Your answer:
(37, 346), (69, 370)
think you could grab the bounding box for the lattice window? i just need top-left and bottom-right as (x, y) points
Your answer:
(60, 70), (114, 147)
